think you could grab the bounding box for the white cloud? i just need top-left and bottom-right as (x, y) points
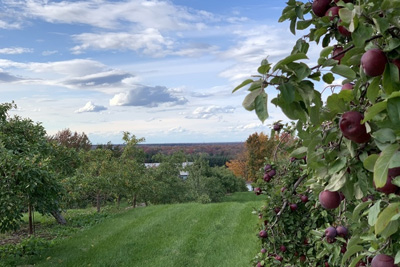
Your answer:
(71, 29), (173, 56)
(19, 0), (213, 30)
(0, 59), (136, 93)
(42, 50), (58, 56)
(189, 105), (235, 119)
(109, 85), (188, 107)
(219, 25), (296, 82)
(0, 47), (33, 54)
(75, 101), (107, 113)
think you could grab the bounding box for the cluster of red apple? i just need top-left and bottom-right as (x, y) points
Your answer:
(263, 164), (276, 183)
(312, 0), (353, 37)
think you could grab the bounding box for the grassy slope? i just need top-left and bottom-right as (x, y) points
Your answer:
(32, 192), (262, 267)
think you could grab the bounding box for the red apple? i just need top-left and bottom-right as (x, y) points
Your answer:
(338, 19), (351, 37)
(341, 83), (353, 90)
(371, 254), (396, 267)
(374, 167), (400, 194)
(263, 173), (271, 182)
(273, 123), (282, 131)
(300, 195), (309, 203)
(392, 59), (400, 80)
(280, 245), (287, 252)
(268, 169), (277, 177)
(361, 48), (387, 77)
(325, 6), (340, 20)
(333, 46), (345, 63)
(339, 111), (371, 143)
(300, 255), (307, 262)
(325, 226), (337, 238)
(261, 248), (267, 254)
(340, 244), (347, 254)
(312, 0), (331, 17)
(336, 225), (348, 238)
(259, 230), (268, 238)
(289, 203), (298, 211)
(275, 255), (283, 262)
(264, 164), (272, 172)
(319, 190), (341, 209)
(326, 236), (336, 243)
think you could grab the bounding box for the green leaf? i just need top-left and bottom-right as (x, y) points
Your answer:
(328, 157), (347, 175)
(331, 65), (356, 79)
(368, 200), (381, 226)
(290, 16), (297, 35)
(363, 101), (387, 123)
(320, 46), (334, 58)
(374, 144), (400, 188)
(380, 220), (399, 239)
(372, 128), (396, 143)
(258, 64), (271, 75)
(375, 202), (400, 235)
(341, 245), (364, 265)
(339, 8), (353, 24)
(279, 82), (295, 103)
(242, 89), (262, 111)
(233, 79), (254, 93)
(326, 169), (347, 191)
(349, 254), (367, 267)
(366, 77), (381, 103)
(382, 0), (400, 10)
(387, 97), (400, 125)
(290, 147), (307, 158)
(273, 53), (308, 71)
(292, 63), (311, 81)
(373, 17), (390, 34)
(327, 93), (350, 113)
(323, 73), (335, 84)
(395, 250), (400, 264)
(363, 154), (379, 172)
(382, 63), (400, 94)
(297, 19), (312, 30)
(352, 201), (371, 221)
(255, 92), (269, 123)
(352, 23), (374, 48)
(248, 80), (262, 91)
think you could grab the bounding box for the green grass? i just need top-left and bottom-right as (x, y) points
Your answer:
(21, 192), (262, 267)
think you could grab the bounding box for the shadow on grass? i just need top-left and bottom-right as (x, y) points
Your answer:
(221, 192), (263, 203)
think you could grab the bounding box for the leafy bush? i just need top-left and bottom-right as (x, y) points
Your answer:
(0, 236), (52, 266)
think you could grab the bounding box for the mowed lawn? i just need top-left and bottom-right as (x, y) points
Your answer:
(33, 192), (262, 267)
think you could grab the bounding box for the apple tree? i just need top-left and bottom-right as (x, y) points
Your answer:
(0, 103), (64, 234)
(235, 0), (400, 266)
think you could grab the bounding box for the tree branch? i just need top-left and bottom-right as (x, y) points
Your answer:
(270, 174), (308, 228)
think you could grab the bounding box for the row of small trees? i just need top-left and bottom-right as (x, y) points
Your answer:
(0, 103), (247, 235)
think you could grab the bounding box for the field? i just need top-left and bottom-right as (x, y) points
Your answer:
(9, 192), (262, 267)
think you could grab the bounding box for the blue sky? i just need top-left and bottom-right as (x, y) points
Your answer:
(0, 0), (327, 144)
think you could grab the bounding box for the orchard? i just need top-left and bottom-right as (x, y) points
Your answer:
(236, 0), (400, 266)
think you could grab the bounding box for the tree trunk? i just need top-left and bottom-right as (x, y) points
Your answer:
(117, 195), (121, 208)
(96, 193), (101, 213)
(28, 203), (33, 235)
(132, 194), (137, 208)
(51, 210), (67, 225)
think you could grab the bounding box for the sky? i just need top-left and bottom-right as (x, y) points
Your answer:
(0, 0), (329, 144)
